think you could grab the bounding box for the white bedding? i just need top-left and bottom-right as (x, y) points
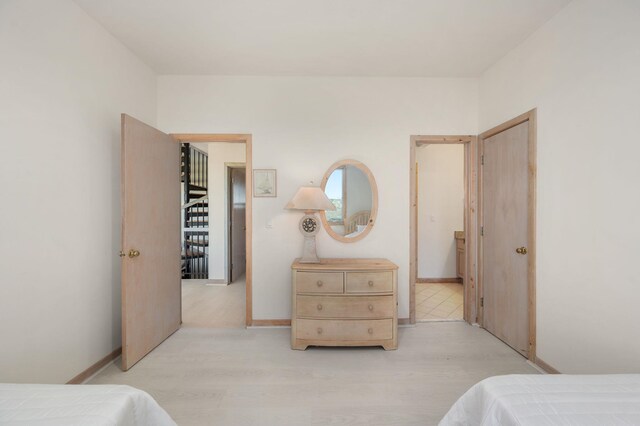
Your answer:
(0, 384), (176, 426)
(440, 374), (640, 426)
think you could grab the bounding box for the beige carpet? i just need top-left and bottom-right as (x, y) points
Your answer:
(91, 322), (537, 426)
(181, 276), (245, 328)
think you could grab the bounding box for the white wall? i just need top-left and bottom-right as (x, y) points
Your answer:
(479, 0), (640, 373)
(158, 76), (478, 320)
(417, 145), (464, 278)
(191, 142), (208, 153)
(205, 143), (246, 281)
(0, 0), (156, 383)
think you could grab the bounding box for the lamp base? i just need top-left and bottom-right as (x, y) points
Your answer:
(299, 235), (320, 263)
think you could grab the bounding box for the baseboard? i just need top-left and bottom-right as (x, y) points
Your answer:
(67, 347), (121, 384)
(183, 278), (228, 286)
(417, 278), (462, 283)
(205, 279), (228, 285)
(534, 357), (560, 374)
(398, 318), (411, 325)
(251, 319), (291, 327)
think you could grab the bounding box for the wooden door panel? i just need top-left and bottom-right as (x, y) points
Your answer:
(482, 121), (529, 357)
(121, 114), (181, 370)
(230, 167), (246, 282)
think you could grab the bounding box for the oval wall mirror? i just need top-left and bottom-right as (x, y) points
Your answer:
(320, 159), (378, 243)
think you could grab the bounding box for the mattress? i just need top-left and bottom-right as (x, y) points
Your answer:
(0, 384), (176, 425)
(440, 374), (640, 426)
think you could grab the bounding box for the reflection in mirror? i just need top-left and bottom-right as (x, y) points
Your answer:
(323, 160), (377, 242)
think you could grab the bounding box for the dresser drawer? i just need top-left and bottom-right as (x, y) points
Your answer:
(296, 272), (343, 294)
(296, 295), (394, 319)
(296, 319), (393, 341)
(345, 272), (393, 293)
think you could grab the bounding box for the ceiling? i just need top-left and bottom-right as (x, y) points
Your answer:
(74, 0), (570, 77)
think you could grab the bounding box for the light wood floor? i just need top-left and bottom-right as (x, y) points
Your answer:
(181, 277), (245, 328)
(90, 323), (538, 425)
(416, 282), (463, 321)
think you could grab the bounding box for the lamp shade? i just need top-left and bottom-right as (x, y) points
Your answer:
(285, 186), (336, 211)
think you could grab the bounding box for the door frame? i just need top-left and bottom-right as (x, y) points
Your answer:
(172, 134), (254, 327)
(226, 163), (246, 284)
(478, 109), (537, 361)
(409, 135), (478, 324)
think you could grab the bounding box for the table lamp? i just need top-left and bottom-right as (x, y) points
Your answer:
(285, 185), (336, 263)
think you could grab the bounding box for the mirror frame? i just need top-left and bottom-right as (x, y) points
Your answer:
(320, 159), (378, 243)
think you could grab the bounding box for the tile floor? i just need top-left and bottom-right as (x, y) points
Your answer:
(416, 282), (463, 321)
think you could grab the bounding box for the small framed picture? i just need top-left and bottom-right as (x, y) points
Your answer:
(253, 169), (277, 197)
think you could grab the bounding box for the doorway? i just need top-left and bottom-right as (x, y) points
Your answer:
(409, 136), (478, 325)
(415, 144), (465, 321)
(228, 165), (247, 284)
(180, 143), (247, 329)
(120, 115), (253, 370)
(479, 109), (537, 360)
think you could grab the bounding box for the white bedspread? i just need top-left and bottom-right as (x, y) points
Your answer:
(440, 374), (640, 426)
(0, 384), (176, 425)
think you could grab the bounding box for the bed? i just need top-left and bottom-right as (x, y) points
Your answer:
(0, 384), (176, 425)
(439, 374), (640, 426)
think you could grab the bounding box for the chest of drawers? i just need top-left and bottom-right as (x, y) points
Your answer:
(291, 258), (398, 350)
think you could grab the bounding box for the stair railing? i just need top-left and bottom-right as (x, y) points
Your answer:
(182, 196), (209, 279)
(182, 195), (208, 210)
(181, 141), (209, 280)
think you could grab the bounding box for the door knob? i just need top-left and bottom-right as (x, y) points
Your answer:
(128, 249), (140, 258)
(515, 247), (528, 255)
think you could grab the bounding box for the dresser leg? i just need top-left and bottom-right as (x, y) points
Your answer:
(292, 341), (309, 351)
(382, 343), (398, 351)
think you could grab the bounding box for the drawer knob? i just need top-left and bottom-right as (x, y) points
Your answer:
(368, 304), (374, 311)
(368, 328), (373, 334)
(317, 327), (323, 334)
(317, 280), (323, 287)
(368, 280), (374, 287)
(317, 304), (323, 311)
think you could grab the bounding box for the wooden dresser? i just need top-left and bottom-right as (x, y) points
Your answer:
(291, 258), (398, 350)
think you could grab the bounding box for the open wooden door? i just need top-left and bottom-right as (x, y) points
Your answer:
(121, 114), (181, 370)
(229, 167), (246, 282)
(481, 120), (531, 358)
